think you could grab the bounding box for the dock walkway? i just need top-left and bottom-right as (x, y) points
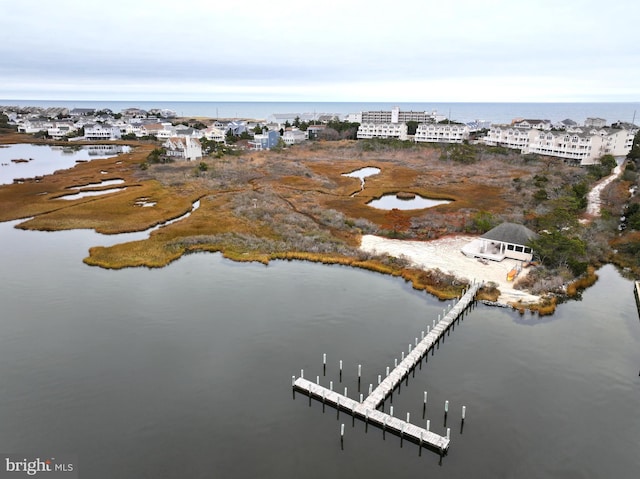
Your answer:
(293, 281), (483, 454)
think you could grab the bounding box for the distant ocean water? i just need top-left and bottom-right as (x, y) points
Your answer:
(2, 99), (639, 125)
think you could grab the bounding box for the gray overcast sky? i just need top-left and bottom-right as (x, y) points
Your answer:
(1, 0), (638, 102)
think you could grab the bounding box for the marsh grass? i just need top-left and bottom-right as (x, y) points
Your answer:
(0, 135), (610, 306)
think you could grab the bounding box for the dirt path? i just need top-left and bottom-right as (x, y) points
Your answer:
(583, 161), (623, 220)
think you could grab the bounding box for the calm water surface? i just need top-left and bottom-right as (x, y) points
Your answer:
(0, 144), (130, 185)
(0, 218), (639, 478)
(368, 194), (452, 210)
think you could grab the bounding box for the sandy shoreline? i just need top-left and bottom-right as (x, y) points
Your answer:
(360, 234), (541, 305)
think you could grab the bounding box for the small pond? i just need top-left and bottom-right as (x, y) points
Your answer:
(367, 193), (451, 210)
(0, 144), (130, 185)
(342, 167), (380, 190)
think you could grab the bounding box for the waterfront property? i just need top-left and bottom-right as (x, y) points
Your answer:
(461, 222), (538, 262)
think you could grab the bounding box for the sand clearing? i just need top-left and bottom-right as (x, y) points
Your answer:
(360, 234), (540, 305)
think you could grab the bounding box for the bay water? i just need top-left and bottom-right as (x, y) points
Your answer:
(0, 216), (639, 478)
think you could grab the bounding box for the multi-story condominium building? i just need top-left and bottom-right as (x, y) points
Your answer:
(357, 122), (408, 140)
(414, 123), (470, 144)
(360, 106), (432, 124)
(486, 125), (638, 165)
(527, 130), (602, 164)
(483, 126), (533, 152)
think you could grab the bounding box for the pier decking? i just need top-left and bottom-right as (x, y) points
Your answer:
(293, 281), (483, 454)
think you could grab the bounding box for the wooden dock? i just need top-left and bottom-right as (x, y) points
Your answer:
(293, 281), (483, 454)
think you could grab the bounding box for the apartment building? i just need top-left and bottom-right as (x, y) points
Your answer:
(414, 123), (470, 144)
(356, 122), (408, 140)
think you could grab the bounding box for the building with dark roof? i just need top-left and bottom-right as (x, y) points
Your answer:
(461, 222), (539, 262)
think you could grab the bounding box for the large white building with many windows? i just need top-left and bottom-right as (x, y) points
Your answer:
(483, 125), (637, 165)
(357, 122), (408, 140)
(414, 123), (470, 144)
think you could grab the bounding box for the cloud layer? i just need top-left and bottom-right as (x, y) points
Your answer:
(1, 0), (638, 101)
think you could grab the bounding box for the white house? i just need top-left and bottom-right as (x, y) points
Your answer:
(282, 128), (306, 145)
(357, 122), (408, 140)
(163, 137), (203, 161)
(203, 126), (226, 142)
(414, 123), (470, 144)
(47, 122), (77, 139)
(512, 119), (552, 130)
(585, 117), (607, 128)
(84, 123), (122, 140)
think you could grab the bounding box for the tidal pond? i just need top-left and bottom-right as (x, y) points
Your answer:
(0, 144), (130, 185)
(368, 193), (451, 210)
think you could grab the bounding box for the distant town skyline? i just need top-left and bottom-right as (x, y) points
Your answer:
(1, 0), (639, 103)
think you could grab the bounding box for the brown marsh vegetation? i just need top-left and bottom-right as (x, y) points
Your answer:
(1, 132), (637, 307)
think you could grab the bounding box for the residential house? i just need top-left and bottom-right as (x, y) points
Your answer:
(585, 117), (607, 128)
(17, 119), (54, 134)
(306, 124), (326, 140)
(203, 126), (226, 142)
(249, 130), (280, 150)
(461, 223), (539, 262)
(47, 122), (77, 139)
(282, 128), (306, 145)
(84, 123), (122, 140)
(69, 108), (96, 117)
(163, 137), (203, 161)
(511, 119), (552, 130)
